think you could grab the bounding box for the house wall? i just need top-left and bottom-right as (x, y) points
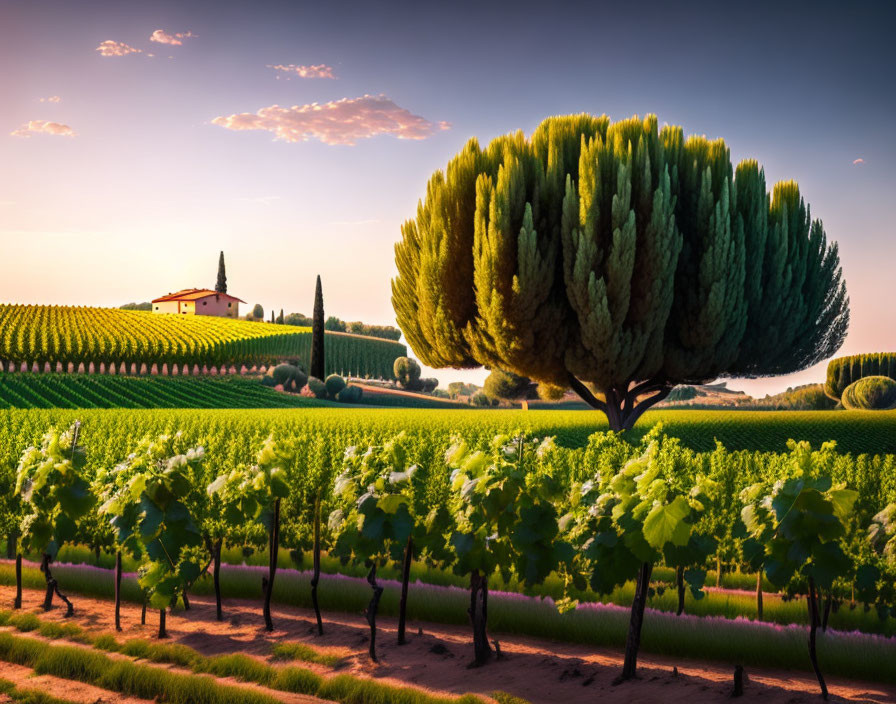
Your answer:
(152, 295), (238, 317)
(153, 301), (180, 314)
(194, 295), (238, 318)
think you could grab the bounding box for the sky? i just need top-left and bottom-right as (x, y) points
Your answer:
(1, 0), (894, 396)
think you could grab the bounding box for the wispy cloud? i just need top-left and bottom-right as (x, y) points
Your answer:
(96, 40), (141, 57)
(10, 120), (76, 138)
(39, 96), (62, 103)
(853, 158), (865, 165)
(211, 94), (450, 146)
(149, 29), (196, 46)
(267, 64), (336, 79)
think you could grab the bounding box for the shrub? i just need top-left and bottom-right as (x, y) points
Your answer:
(536, 383), (566, 401)
(393, 357), (422, 389)
(266, 363), (307, 391)
(336, 385), (363, 403)
(420, 377), (439, 393)
(261, 375), (277, 387)
(305, 377), (328, 399)
(841, 376), (896, 410)
(825, 352), (896, 401)
(325, 374), (346, 398)
(483, 370), (535, 400)
(471, 391), (498, 407)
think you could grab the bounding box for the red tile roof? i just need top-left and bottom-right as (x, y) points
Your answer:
(151, 288), (246, 304)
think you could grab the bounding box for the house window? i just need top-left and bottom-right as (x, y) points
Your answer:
(203, 301), (207, 306)
(155, 306), (159, 310)
(228, 302), (232, 308)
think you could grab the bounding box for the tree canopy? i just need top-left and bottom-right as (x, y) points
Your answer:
(392, 114), (849, 429)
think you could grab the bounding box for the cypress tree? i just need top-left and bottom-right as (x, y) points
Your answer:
(310, 275), (325, 379)
(215, 251), (227, 294)
(392, 114), (849, 431)
(270, 310), (274, 324)
(278, 309), (284, 325)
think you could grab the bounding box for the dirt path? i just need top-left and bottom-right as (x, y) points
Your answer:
(3, 585), (894, 704)
(0, 660), (154, 703)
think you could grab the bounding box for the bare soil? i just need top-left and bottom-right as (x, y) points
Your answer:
(2, 585), (894, 704)
(0, 660), (153, 703)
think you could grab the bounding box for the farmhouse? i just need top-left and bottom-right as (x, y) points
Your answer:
(151, 289), (245, 318)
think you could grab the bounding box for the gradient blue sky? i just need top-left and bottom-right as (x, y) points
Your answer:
(1, 0), (894, 394)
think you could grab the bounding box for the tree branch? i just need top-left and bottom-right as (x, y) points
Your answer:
(623, 379), (666, 416)
(627, 378), (666, 400)
(623, 385), (673, 430)
(567, 373), (608, 412)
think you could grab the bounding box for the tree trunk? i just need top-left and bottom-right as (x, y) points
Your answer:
(310, 495), (323, 636)
(158, 609), (167, 639)
(6, 533), (16, 560)
(807, 577), (828, 699)
(114, 551), (122, 631)
(41, 553), (73, 616)
(822, 592), (832, 632)
(398, 535), (414, 644)
(756, 570), (764, 621)
(675, 565), (685, 616)
(263, 499), (281, 632)
(567, 375), (673, 432)
(733, 665), (745, 697)
(213, 538), (223, 621)
(364, 564), (384, 662)
(182, 590), (190, 611)
(141, 596), (147, 625)
(14, 554), (22, 609)
(619, 562), (653, 682)
(468, 570), (492, 666)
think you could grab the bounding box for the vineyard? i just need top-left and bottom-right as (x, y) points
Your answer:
(0, 304), (406, 378)
(0, 374), (326, 409)
(0, 409), (895, 702)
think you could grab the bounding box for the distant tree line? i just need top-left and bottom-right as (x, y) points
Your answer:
(245, 305), (401, 341)
(119, 302), (152, 311)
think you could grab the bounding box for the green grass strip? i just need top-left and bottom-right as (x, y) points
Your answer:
(0, 618), (486, 704)
(491, 692), (533, 704)
(3, 561), (896, 686)
(0, 677), (82, 704)
(271, 641), (343, 666)
(317, 674), (485, 704)
(0, 631), (280, 704)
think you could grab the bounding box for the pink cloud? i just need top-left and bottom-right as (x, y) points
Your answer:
(267, 64), (336, 79)
(853, 158), (864, 165)
(39, 96), (62, 103)
(11, 120), (76, 138)
(211, 94), (450, 146)
(96, 40), (141, 57)
(149, 29), (196, 46)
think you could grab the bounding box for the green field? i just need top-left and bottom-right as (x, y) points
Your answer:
(0, 373), (330, 410)
(0, 304), (406, 378)
(5, 406), (891, 456)
(2, 406), (895, 690)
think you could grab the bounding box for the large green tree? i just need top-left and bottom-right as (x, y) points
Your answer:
(392, 114), (849, 430)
